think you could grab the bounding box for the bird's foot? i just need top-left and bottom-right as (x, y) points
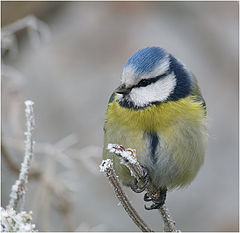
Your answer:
(144, 188), (167, 210)
(130, 166), (149, 193)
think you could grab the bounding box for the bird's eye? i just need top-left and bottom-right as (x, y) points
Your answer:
(137, 79), (151, 87)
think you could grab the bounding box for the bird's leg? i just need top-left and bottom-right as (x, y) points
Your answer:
(130, 166), (149, 193)
(144, 188), (167, 210)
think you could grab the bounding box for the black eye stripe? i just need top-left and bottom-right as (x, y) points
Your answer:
(137, 79), (152, 87)
(133, 70), (171, 88)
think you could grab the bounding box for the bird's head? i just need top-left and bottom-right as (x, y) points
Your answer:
(115, 47), (194, 109)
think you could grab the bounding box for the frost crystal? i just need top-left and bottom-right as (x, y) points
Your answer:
(0, 207), (37, 232)
(107, 144), (137, 164)
(24, 100), (34, 107)
(99, 159), (113, 172)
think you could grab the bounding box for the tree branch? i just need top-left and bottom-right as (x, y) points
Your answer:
(100, 159), (153, 232)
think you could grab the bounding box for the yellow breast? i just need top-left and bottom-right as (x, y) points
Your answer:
(106, 95), (205, 133)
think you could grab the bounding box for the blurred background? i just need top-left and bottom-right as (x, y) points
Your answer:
(1, 1), (238, 232)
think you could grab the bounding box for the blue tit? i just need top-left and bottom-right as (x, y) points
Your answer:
(103, 46), (207, 209)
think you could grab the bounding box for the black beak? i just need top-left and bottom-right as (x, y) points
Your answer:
(115, 84), (131, 95)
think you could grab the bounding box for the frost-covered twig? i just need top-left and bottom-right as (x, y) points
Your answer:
(8, 100), (35, 210)
(1, 144), (40, 179)
(107, 144), (145, 183)
(2, 100), (37, 232)
(159, 204), (177, 232)
(2, 135), (93, 211)
(100, 159), (153, 232)
(106, 144), (178, 232)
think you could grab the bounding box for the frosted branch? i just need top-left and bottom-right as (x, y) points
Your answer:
(1, 144), (41, 179)
(8, 100), (35, 210)
(100, 159), (153, 232)
(106, 144), (179, 232)
(158, 205), (178, 232)
(107, 144), (145, 181)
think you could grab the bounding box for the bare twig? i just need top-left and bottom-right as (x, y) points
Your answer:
(2, 15), (51, 54)
(106, 144), (178, 232)
(8, 100), (35, 210)
(100, 159), (153, 232)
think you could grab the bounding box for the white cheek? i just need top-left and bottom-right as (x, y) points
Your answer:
(129, 73), (176, 107)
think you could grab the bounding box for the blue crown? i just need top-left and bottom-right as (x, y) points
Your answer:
(124, 47), (168, 74)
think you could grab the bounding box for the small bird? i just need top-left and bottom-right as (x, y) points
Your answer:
(103, 47), (208, 210)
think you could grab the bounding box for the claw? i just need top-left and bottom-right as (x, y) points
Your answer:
(142, 167), (149, 188)
(144, 188), (167, 210)
(130, 166), (149, 193)
(144, 193), (152, 202)
(144, 202), (163, 210)
(130, 179), (145, 193)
